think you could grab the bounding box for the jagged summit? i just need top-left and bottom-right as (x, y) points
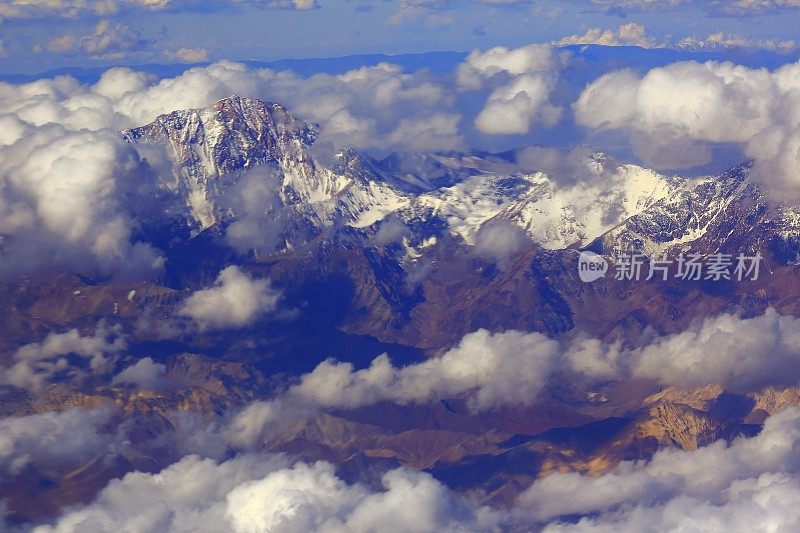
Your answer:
(124, 96), (407, 234)
(124, 95), (318, 179)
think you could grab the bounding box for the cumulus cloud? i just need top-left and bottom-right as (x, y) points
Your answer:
(32, 453), (291, 533)
(113, 61), (459, 152)
(457, 44), (564, 135)
(163, 47), (209, 62)
(0, 324), (127, 391)
(272, 62), (463, 151)
(31, 403), (800, 532)
(79, 20), (150, 60)
(0, 125), (165, 277)
(388, 0), (451, 26)
(0, 58), (467, 275)
(112, 357), (173, 390)
(17, 308), (800, 531)
(221, 328), (561, 447)
(48, 21), (150, 60)
(296, 328), (559, 411)
(28, 400), (800, 532)
(295, 307), (800, 408)
(0, 407), (117, 476)
(556, 23), (657, 48)
(575, 59), (800, 198)
(178, 266), (281, 331)
(562, 308), (800, 392)
(36, 454), (493, 533)
(518, 407), (800, 529)
(0, 59), (461, 153)
(222, 307), (800, 447)
(627, 309), (800, 390)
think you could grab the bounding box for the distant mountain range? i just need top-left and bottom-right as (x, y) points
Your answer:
(4, 45), (798, 84)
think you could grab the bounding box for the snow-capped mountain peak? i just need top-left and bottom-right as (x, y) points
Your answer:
(124, 96), (406, 233)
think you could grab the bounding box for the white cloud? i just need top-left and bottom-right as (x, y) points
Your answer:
(588, 0), (691, 13)
(472, 220), (533, 267)
(294, 328), (560, 411)
(112, 357), (173, 390)
(178, 266), (281, 331)
(31, 406), (800, 532)
(0, 407), (117, 476)
(276, 62), (463, 151)
(26, 404), (800, 532)
(48, 21), (149, 60)
(457, 43), (557, 90)
(575, 59), (800, 198)
(80, 20), (149, 60)
(32, 454), (292, 533)
(0, 324), (127, 391)
(104, 61), (461, 152)
(457, 44), (563, 135)
(221, 328), (561, 447)
(518, 407), (800, 530)
(556, 23), (657, 48)
(163, 47), (209, 63)
(14, 307), (800, 531)
(474, 74), (562, 134)
(0, 59), (464, 275)
(0, 47), (548, 159)
(221, 308), (800, 448)
(388, 0), (451, 26)
(294, 307), (800, 408)
(0, 124), (165, 276)
(563, 308), (800, 391)
(36, 454), (494, 533)
(627, 309), (800, 390)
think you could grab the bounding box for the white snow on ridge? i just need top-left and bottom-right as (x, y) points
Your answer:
(400, 163), (679, 249)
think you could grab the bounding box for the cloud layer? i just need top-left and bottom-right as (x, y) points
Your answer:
(575, 59), (800, 199)
(0, 407), (117, 476)
(35, 455), (493, 533)
(220, 308), (800, 448)
(29, 406), (800, 532)
(0, 325), (127, 391)
(520, 407), (800, 530)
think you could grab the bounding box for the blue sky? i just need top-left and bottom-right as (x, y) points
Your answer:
(2, 0), (800, 74)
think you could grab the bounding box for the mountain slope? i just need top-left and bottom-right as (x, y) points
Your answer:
(124, 96), (408, 238)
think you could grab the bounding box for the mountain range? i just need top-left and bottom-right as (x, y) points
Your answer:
(3, 95), (800, 526)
